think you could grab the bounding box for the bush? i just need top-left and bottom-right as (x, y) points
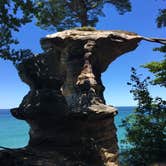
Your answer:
(120, 68), (166, 166)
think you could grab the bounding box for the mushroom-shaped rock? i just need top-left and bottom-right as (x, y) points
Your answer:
(10, 30), (144, 166)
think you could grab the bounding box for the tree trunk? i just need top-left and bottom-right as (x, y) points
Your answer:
(79, 0), (88, 27)
(81, 14), (88, 27)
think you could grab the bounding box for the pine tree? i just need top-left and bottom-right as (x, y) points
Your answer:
(34, 0), (131, 31)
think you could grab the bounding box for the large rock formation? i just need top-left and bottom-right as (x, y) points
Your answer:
(1, 30), (142, 166)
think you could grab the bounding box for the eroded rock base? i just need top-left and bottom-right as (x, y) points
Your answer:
(0, 148), (117, 166)
(1, 110), (118, 166)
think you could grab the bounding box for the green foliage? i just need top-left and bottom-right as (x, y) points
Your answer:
(120, 68), (166, 166)
(0, 0), (131, 62)
(143, 44), (166, 87)
(34, 0), (131, 31)
(1, 0), (131, 62)
(143, 56), (166, 87)
(0, 0), (35, 63)
(156, 9), (166, 28)
(143, 2), (166, 88)
(75, 26), (96, 31)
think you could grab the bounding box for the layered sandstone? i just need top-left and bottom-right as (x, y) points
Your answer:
(1, 30), (142, 166)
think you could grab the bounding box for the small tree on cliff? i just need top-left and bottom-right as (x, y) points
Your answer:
(120, 68), (166, 166)
(34, 0), (131, 30)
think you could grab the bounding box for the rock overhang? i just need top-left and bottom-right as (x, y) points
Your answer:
(41, 30), (143, 73)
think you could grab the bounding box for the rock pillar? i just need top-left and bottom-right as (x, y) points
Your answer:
(9, 30), (142, 166)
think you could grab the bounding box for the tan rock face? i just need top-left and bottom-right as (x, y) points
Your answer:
(41, 30), (141, 111)
(42, 30), (141, 73)
(9, 30), (142, 166)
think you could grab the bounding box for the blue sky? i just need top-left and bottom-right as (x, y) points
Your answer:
(0, 0), (166, 108)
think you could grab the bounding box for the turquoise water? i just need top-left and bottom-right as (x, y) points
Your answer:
(0, 109), (29, 148)
(0, 107), (135, 149)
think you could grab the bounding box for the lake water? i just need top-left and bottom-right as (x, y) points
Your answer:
(0, 107), (135, 149)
